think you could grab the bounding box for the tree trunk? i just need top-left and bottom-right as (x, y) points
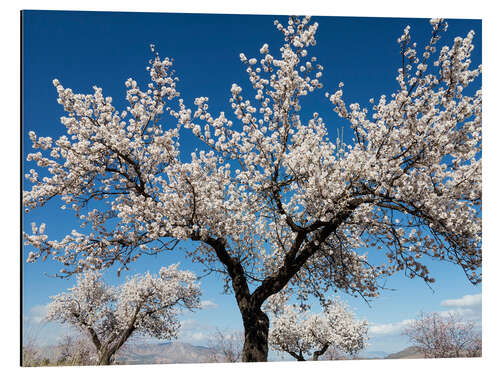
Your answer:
(288, 351), (306, 361)
(203, 237), (271, 362)
(241, 306), (270, 362)
(312, 344), (329, 361)
(98, 351), (113, 365)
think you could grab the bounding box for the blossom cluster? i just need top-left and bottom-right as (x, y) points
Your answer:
(267, 296), (368, 360)
(45, 264), (201, 362)
(402, 311), (481, 358)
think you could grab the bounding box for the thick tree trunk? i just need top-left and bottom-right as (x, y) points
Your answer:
(203, 237), (271, 362)
(241, 306), (270, 362)
(98, 351), (113, 365)
(312, 344), (329, 361)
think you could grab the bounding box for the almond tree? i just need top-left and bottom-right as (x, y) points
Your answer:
(24, 16), (481, 362)
(207, 328), (244, 362)
(45, 265), (201, 365)
(56, 333), (97, 366)
(402, 311), (482, 358)
(268, 297), (368, 361)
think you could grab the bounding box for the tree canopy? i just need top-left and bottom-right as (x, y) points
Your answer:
(268, 297), (368, 361)
(45, 264), (201, 364)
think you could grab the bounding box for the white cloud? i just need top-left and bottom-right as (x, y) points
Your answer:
(25, 304), (49, 324)
(179, 319), (198, 330)
(369, 293), (483, 337)
(439, 307), (475, 316)
(189, 332), (210, 342)
(369, 319), (414, 336)
(440, 293), (481, 308)
(440, 293), (482, 324)
(178, 319), (215, 344)
(200, 300), (218, 309)
(23, 306), (73, 347)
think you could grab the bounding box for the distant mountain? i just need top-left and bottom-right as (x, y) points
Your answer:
(385, 346), (425, 359)
(357, 350), (389, 359)
(33, 341), (427, 365)
(117, 343), (394, 364)
(102, 343), (425, 364)
(115, 342), (217, 364)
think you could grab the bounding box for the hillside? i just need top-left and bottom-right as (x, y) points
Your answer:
(31, 342), (428, 365)
(385, 346), (426, 359)
(115, 342), (217, 364)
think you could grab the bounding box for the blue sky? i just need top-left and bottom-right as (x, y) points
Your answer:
(22, 10), (482, 356)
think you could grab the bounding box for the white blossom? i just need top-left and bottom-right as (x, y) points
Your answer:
(267, 297), (368, 360)
(45, 264), (201, 364)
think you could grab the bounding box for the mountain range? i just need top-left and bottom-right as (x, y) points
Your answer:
(114, 343), (424, 364)
(34, 342), (425, 365)
(115, 342), (217, 364)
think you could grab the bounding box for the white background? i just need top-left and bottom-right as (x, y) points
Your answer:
(3, 1), (497, 374)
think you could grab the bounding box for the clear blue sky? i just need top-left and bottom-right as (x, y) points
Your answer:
(22, 10), (482, 356)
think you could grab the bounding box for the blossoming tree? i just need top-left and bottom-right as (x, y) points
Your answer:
(207, 328), (244, 363)
(24, 16), (481, 362)
(268, 297), (368, 361)
(402, 311), (482, 358)
(44, 264), (201, 365)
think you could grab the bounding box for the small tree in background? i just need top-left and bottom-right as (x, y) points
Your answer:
(55, 333), (97, 366)
(267, 296), (368, 361)
(207, 328), (244, 362)
(45, 264), (201, 365)
(21, 340), (42, 367)
(21, 322), (45, 367)
(322, 346), (350, 361)
(402, 311), (481, 358)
